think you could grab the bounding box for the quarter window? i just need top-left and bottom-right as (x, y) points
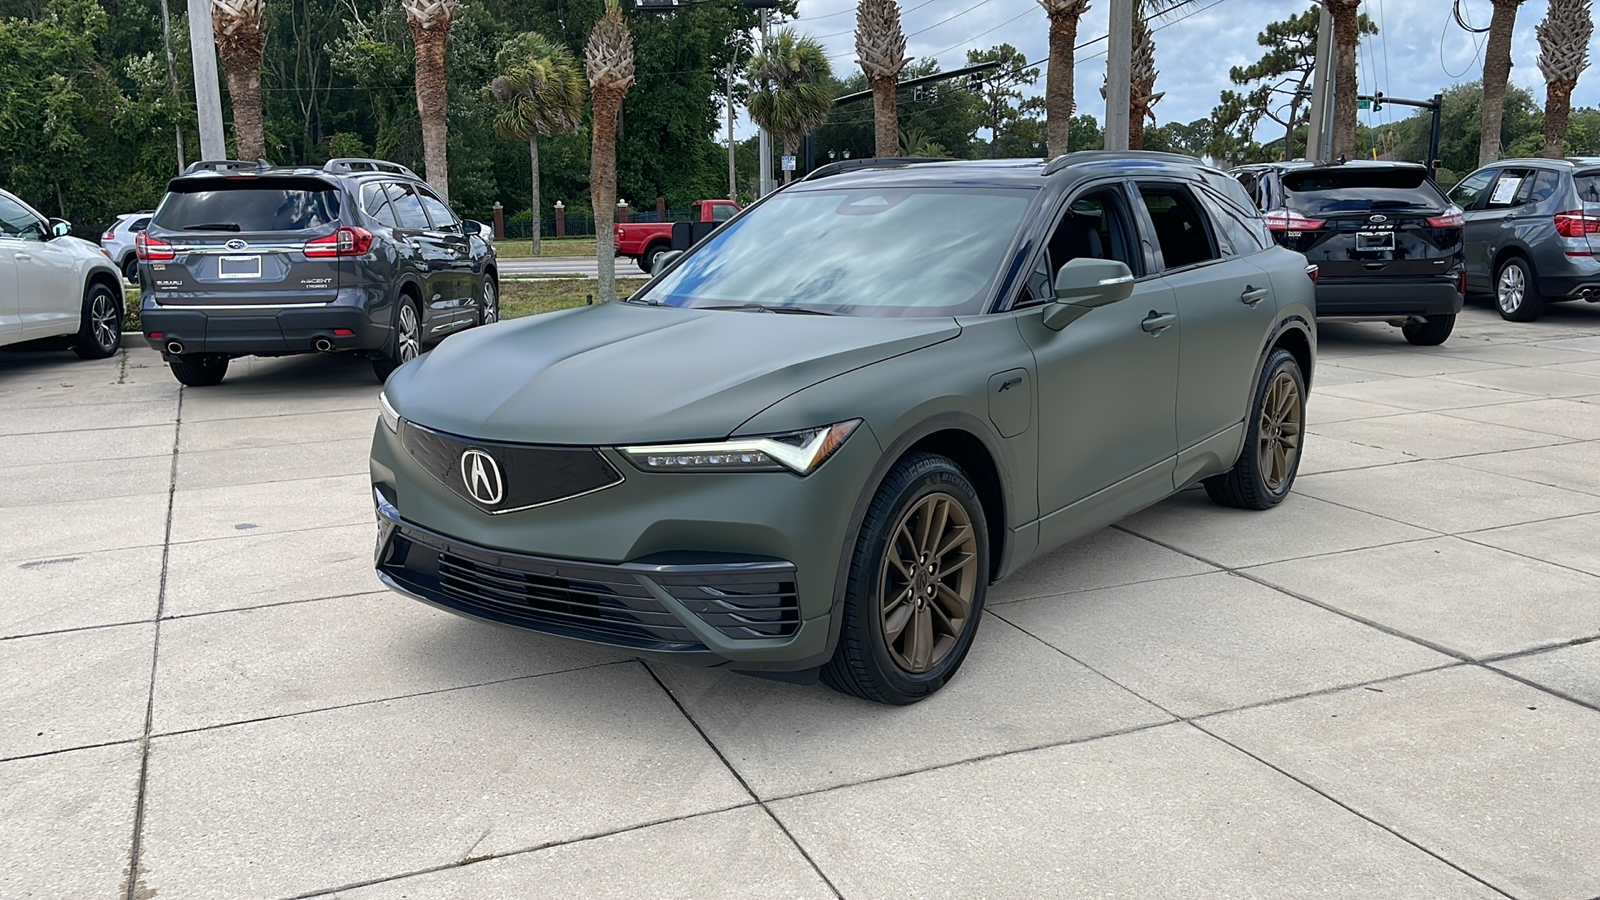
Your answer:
(1138, 184), (1218, 270)
(1522, 170), (1561, 204)
(362, 183), (400, 227)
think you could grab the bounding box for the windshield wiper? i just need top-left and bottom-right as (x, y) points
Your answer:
(620, 295), (661, 306)
(180, 223), (242, 231)
(702, 303), (835, 316)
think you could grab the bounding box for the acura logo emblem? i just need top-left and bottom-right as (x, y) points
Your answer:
(459, 449), (504, 506)
(1368, 214), (1388, 224)
(225, 239), (248, 251)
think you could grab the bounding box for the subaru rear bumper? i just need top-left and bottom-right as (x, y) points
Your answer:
(142, 305), (389, 355)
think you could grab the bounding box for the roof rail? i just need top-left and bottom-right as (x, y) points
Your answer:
(799, 157), (950, 182)
(182, 159), (271, 175)
(324, 158), (420, 179)
(1041, 150), (1201, 176)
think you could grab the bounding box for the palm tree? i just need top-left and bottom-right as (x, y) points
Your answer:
(402, 0), (457, 201)
(1127, 7), (1164, 150)
(488, 32), (586, 256)
(1479, 0), (1527, 166)
(855, 0), (908, 159)
(211, 0), (267, 162)
(1537, 0), (1593, 159)
(1320, 0), (1361, 160)
(586, 0), (635, 304)
(1038, 0), (1091, 157)
(747, 30), (834, 183)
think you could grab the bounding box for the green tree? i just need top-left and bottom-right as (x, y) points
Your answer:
(966, 44), (1043, 158)
(1390, 81), (1542, 178)
(747, 29), (833, 184)
(1229, 6), (1374, 160)
(487, 31), (584, 254)
(212, 0), (269, 161)
(1479, 0), (1527, 165)
(1037, 0), (1089, 156)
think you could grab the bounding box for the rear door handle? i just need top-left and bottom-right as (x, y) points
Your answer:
(1241, 286), (1269, 306)
(1141, 311), (1177, 335)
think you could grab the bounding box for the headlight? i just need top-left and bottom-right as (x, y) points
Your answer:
(378, 392), (401, 433)
(620, 420), (861, 475)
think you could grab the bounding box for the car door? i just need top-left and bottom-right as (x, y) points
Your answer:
(1143, 180), (1283, 485)
(1013, 182), (1180, 550)
(1452, 169), (1498, 288)
(1477, 167), (1545, 273)
(0, 193), (79, 340)
(414, 186), (475, 328)
(387, 183), (456, 339)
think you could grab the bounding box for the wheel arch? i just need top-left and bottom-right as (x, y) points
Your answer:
(1491, 244), (1534, 282)
(84, 268), (124, 309)
(1266, 320), (1314, 391)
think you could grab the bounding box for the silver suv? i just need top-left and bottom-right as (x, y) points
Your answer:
(1449, 157), (1600, 321)
(100, 210), (153, 282)
(137, 158), (499, 385)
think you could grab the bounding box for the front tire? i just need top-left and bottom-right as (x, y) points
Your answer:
(1402, 313), (1455, 346)
(1204, 347), (1306, 510)
(478, 276), (499, 326)
(820, 452), (989, 705)
(372, 295), (421, 383)
(168, 353), (229, 386)
(72, 282), (122, 360)
(1495, 256), (1542, 322)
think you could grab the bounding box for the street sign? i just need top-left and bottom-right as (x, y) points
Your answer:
(781, 155), (795, 171)
(1357, 99), (1370, 110)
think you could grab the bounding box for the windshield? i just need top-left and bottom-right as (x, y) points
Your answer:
(1281, 167), (1447, 213)
(154, 178), (342, 232)
(637, 186), (1034, 317)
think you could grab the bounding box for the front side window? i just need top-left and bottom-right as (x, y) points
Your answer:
(416, 189), (458, 232)
(1485, 169), (1531, 209)
(1449, 170), (1495, 209)
(1019, 189), (1139, 307)
(1138, 184), (1218, 270)
(638, 186), (1035, 317)
(0, 194), (44, 241)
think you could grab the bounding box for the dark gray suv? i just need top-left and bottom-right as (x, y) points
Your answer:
(138, 158), (499, 385)
(1449, 157), (1600, 321)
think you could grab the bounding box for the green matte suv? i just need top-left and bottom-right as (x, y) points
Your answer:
(371, 153), (1317, 704)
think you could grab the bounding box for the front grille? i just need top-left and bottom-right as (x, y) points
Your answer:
(402, 422), (623, 514)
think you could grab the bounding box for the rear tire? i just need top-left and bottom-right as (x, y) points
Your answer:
(820, 452), (989, 705)
(640, 243), (667, 274)
(372, 295), (422, 383)
(168, 353), (229, 386)
(120, 255), (138, 283)
(1495, 256), (1542, 322)
(71, 282), (122, 360)
(1204, 348), (1305, 510)
(1402, 313), (1455, 346)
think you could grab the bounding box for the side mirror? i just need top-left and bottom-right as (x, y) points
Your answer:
(48, 218), (71, 239)
(460, 219), (482, 236)
(1042, 258), (1134, 331)
(652, 249), (683, 274)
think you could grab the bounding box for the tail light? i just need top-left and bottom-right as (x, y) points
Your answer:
(1553, 210), (1600, 238)
(1263, 210), (1326, 231)
(615, 226), (625, 239)
(101, 230), (115, 241)
(1426, 207), (1464, 228)
(135, 231), (174, 261)
(303, 226), (373, 257)
(1305, 264), (1318, 285)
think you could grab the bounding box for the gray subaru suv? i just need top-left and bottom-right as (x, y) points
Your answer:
(138, 158), (498, 385)
(1448, 157), (1600, 321)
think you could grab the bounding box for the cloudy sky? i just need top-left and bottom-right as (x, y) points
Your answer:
(732, 0), (1599, 142)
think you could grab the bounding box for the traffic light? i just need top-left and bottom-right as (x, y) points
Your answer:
(914, 85), (926, 102)
(968, 73), (983, 94)
(1372, 91), (1383, 112)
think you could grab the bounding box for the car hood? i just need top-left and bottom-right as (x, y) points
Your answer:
(391, 300), (961, 445)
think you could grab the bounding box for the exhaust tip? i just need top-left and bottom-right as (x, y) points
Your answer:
(314, 338), (334, 352)
(166, 341), (184, 355)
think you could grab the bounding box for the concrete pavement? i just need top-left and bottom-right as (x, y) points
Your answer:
(2, 301), (1599, 899)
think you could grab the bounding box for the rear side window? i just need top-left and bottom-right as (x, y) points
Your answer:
(361, 183), (399, 227)
(154, 178), (341, 232)
(1485, 169), (1531, 209)
(1575, 172), (1600, 203)
(130, 217), (150, 232)
(1282, 167), (1448, 213)
(1139, 185), (1218, 269)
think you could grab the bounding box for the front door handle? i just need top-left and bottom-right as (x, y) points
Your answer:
(1241, 286), (1269, 306)
(1141, 311), (1177, 335)
(14, 253), (31, 262)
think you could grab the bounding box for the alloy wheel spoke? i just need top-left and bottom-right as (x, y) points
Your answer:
(908, 606), (934, 671)
(883, 600), (913, 644)
(933, 581), (970, 623)
(934, 523), (972, 561)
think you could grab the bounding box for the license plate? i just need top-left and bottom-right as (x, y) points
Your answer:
(218, 255), (262, 279)
(1355, 231), (1396, 252)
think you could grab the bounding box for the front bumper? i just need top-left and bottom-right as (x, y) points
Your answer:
(1314, 276), (1465, 319)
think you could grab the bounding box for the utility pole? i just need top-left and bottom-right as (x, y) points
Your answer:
(1304, 3), (1334, 161)
(1104, 0), (1132, 151)
(757, 7), (774, 196)
(727, 63), (737, 200)
(156, 0), (185, 171)
(187, 0), (227, 161)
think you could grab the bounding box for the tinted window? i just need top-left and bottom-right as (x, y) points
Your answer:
(1281, 167), (1448, 213)
(639, 187), (1033, 317)
(390, 185), (431, 230)
(130, 217), (150, 232)
(1139, 185), (1217, 269)
(361, 183), (399, 227)
(416, 189), (457, 231)
(1199, 186), (1269, 255)
(1574, 171), (1600, 203)
(1020, 189), (1139, 306)
(153, 178), (341, 232)
(1450, 170), (1495, 209)
(1524, 169), (1561, 204)
(0, 194), (44, 240)
(1233, 172), (1261, 209)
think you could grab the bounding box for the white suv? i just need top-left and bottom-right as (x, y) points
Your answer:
(0, 188), (125, 358)
(101, 210), (154, 282)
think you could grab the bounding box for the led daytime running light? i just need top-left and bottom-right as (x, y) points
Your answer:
(377, 392), (401, 433)
(622, 420), (861, 475)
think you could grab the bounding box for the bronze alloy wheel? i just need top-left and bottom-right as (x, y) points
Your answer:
(878, 492), (980, 674)
(1257, 369), (1302, 491)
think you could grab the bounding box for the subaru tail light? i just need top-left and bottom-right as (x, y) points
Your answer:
(1263, 210), (1326, 231)
(1553, 210), (1600, 238)
(135, 231), (174, 261)
(303, 226), (373, 258)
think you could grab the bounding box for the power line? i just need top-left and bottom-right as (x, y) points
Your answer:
(812, 0), (949, 39)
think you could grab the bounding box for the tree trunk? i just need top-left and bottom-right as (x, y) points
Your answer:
(528, 134), (542, 255)
(1129, 103), (1145, 151)
(411, 29), (450, 202)
(1284, 105), (1296, 162)
(1045, 10), (1080, 157)
(870, 76), (898, 158)
(592, 90), (620, 303)
(1544, 78), (1574, 159)
(222, 59), (265, 161)
(1328, 0), (1360, 161)
(1480, 0), (1522, 167)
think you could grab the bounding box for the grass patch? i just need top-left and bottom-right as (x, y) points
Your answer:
(494, 236), (597, 259)
(501, 277), (648, 320)
(123, 286), (141, 332)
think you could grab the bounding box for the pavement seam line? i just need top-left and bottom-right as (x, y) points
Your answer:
(122, 385), (183, 900)
(639, 661), (847, 900)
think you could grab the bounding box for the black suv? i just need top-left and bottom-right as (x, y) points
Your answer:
(1232, 160), (1465, 345)
(137, 158), (499, 385)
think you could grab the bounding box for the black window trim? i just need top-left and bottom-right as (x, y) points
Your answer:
(1483, 167), (1535, 210)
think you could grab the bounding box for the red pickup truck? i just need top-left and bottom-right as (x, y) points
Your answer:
(613, 199), (740, 272)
